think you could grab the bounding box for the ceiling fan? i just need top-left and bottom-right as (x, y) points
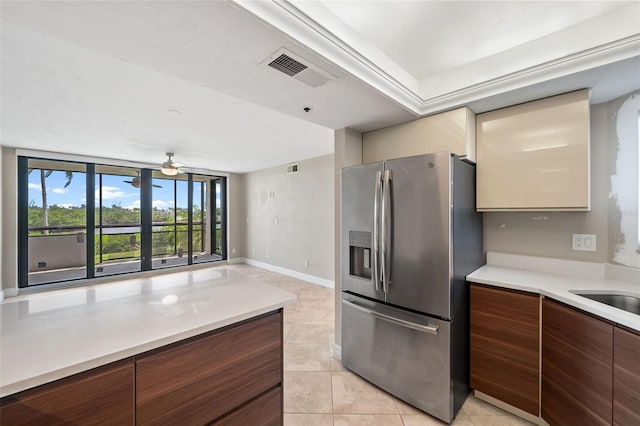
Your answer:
(123, 172), (162, 189)
(160, 152), (184, 176)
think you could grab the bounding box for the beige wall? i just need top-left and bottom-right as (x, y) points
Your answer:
(333, 128), (363, 348)
(2, 147), (18, 291)
(484, 90), (640, 268)
(362, 107), (475, 163)
(242, 154), (335, 281)
(0, 147), (3, 295)
(227, 173), (245, 260)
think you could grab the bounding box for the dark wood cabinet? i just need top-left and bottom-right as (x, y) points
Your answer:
(470, 284), (540, 416)
(136, 310), (283, 425)
(614, 326), (640, 425)
(213, 386), (282, 426)
(0, 359), (134, 426)
(0, 310), (284, 426)
(542, 299), (613, 426)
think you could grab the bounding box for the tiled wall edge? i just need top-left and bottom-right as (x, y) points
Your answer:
(486, 252), (606, 279)
(239, 257), (335, 289)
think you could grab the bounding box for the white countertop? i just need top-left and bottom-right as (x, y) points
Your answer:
(467, 252), (640, 332)
(0, 266), (296, 397)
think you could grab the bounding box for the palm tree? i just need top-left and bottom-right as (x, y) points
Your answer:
(28, 169), (73, 235)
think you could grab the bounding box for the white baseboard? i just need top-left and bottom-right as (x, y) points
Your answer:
(1, 288), (18, 300)
(239, 258), (335, 289)
(226, 257), (244, 265)
(331, 343), (341, 360)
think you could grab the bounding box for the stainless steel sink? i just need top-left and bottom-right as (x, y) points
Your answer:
(571, 292), (640, 315)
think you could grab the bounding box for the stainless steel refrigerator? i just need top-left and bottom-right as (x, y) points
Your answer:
(341, 151), (482, 423)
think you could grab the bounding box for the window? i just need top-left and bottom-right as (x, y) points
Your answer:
(18, 156), (227, 287)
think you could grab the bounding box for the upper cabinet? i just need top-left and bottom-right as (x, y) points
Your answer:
(363, 107), (476, 163)
(476, 90), (590, 211)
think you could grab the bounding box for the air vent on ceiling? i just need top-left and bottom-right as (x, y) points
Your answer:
(286, 163), (299, 174)
(268, 54), (308, 77)
(262, 48), (336, 88)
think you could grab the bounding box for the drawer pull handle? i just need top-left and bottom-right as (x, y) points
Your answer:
(343, 300), (439, 335)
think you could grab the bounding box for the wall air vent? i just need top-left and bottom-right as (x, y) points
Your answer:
(262, 48), (336, 88)
(286, 163), (299, 174)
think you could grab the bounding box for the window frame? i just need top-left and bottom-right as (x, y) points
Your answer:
(18, 155), (227, 288)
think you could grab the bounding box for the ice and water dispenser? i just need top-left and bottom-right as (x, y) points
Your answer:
(348, 231), (372, 280)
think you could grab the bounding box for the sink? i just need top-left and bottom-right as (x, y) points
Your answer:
(571, 292), (640, 315)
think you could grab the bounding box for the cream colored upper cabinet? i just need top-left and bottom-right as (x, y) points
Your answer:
(476, 90), (590, 211)
(363, 107), (476, 163)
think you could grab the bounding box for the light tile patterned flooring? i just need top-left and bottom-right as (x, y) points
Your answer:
(230, 264), (533, 426)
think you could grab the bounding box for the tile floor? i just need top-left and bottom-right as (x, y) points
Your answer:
(230, 264), (534, 426)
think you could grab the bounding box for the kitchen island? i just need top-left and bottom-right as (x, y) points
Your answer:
(0, 266), (296, 424)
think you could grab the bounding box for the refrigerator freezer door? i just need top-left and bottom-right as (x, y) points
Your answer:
(342, 294), (453, 423)
(341, 162), (386, 301)
(383, 152), (453, 319)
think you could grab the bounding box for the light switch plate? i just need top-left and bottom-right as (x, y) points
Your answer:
(572, 234), (596, 251)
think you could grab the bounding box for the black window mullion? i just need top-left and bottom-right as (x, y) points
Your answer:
(220, 177), (227, 260)
(174, 179), (177, 257)
(140, 169), (153, 271)
(201, 181), (205, 253)
(86, 164), (95, 279)
(187, 174), (193, 265)
(99, 174), (103, 264)
(17, 156), (29, 288)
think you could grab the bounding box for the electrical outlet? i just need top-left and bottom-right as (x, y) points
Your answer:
(266, 251), (270, 259)
(572, 234), (596, 251)
(232, 248), (236, 254)
(304, 259), (309, 267)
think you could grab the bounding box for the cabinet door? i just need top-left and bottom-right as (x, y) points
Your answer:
(477, 89), (589, 211)
(614, 326), (640, 425)
(213, 386), (282, 426)
(470, 284), (540, 415)
(136, 311), (282, 425)
(0, 359), (134, 425)
(542, 299), (612, 426)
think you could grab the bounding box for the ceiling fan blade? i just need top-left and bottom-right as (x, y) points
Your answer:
(123, 180), (134, 184)
(152, 184), (163, 188)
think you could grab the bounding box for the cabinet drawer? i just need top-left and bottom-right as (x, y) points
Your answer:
(213, 386), (282, 426)
(470, 284), (540, 416)
(614, 326), (640, 425)
(136, 311), (283, 425)
(0, 359), (134, 426)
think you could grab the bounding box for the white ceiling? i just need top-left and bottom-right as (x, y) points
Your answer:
(319, 1), (630, 80)
(1, 1), (639, 173)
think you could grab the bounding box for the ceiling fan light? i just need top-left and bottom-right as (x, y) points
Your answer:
(161, 166), (178, 176)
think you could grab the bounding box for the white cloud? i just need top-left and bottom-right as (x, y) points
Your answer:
(52, 187), (68, 194)
(152, 200), (171, 209)
(97, 185), (127, 200)
(125, 200), (141, 210)
(28, 183), (41, 191)
(57, 203), (75, 209)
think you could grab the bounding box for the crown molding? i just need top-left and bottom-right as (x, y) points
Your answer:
(417, 35), (640, 115)
(232, 0), (640, 116)
(231, 0), (424, 112)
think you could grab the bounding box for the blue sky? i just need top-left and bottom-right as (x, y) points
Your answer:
(28, 171), (220, 209)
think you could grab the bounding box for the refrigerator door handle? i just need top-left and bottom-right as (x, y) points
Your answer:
(343, 300), (439, 335)
(373, 170), (382, 291)
(381, 169), (392, 293)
